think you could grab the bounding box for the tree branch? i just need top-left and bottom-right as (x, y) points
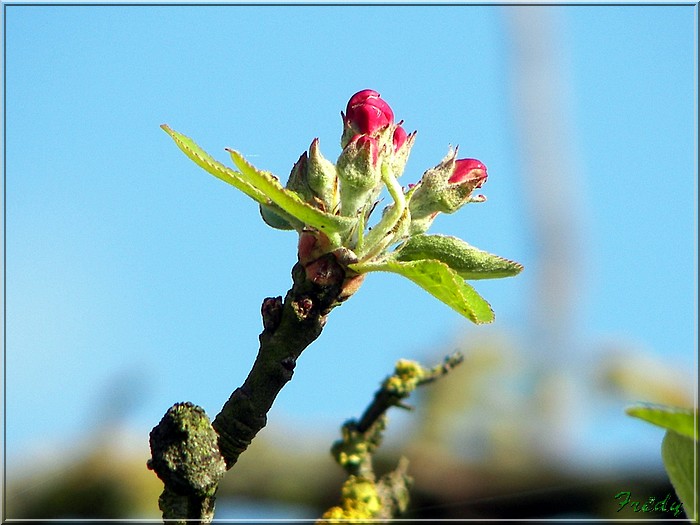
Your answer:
(213, 254), (349, 468)
(147, 402), (226, 524)
(149, 253), (357, 522)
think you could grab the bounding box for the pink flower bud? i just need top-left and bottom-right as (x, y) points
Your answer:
(408, 151), (488, 231)
(345, 89), (394, 135)
(449, 158), (488, 187)
(393, 125), (408, 152)
(347, 89), (380, 108)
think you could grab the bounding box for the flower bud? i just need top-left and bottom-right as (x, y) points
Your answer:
(408, 149), (488, 233)
(346, 89), (394, 134)
(336, 134), (383, 217)
(285, 139), (339, 212)
(449, 158), (488, 186)
(388, 124), (416, 180)
(341, 89), (394, 148)
(392, 125), (408, 152)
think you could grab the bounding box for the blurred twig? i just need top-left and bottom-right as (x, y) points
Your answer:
(319, 353), (464, 521)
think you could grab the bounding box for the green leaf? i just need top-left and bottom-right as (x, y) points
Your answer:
(161, 125), (269, 205)
(626, 404), (697, 439)
(162, 125), (355, 240)
(227, 149), (355, 238)
(394, 234), (523, 280)
(661, 430), (696, 519)
(350, 258), (494, 324)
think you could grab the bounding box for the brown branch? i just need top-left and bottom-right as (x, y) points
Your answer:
(213, 254), (350, 468)
(148, 253), (359, 522)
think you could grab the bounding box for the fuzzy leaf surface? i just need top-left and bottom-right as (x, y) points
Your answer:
(394, 234), (523, 280)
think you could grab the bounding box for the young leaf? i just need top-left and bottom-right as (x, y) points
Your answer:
(625, 404), (697, 439)
(661, 431), (696, 519)
(161, 125), (269, 205)
(227, 149), (355, 238)
(350, 258), (494, 324)
(394, 234), (523, 280)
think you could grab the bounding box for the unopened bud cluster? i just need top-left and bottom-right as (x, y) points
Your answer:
(262, 89), (488, 266)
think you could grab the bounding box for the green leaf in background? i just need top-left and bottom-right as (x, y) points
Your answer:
(661, 430), (697, 520)
(161, 125), (269, 205)
(350, 258), (494, 324)
(625, 404), (697, 439)
(394, 234), (523, 280)
(227, 149), (355, 239)
(626, 403), (698, 520)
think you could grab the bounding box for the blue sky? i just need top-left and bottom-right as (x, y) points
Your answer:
(4, 2), (697, 483)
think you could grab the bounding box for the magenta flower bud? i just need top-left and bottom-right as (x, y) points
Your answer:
(344, 89), (394, 136)
(393, 125), (408, 152)
(346, 89), (381, 109)
(407, 149), (488, 234)
(449, 158), (488, 186)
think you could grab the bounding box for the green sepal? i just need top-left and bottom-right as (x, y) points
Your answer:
(625, 403), (697, 439)
(335, 137), (383, 217)
(161, 125), (269, 205)
(350, 258), (494, 324)
(394, 234), (523, 280)
(227, 149), (355, 239)
(307, 138), (340, 212)
(285, 151), (316, 205)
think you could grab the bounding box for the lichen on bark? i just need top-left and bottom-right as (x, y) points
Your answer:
(147, 402), (226, 523)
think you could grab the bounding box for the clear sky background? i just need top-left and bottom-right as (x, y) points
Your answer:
(3, 1), (697, 488)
